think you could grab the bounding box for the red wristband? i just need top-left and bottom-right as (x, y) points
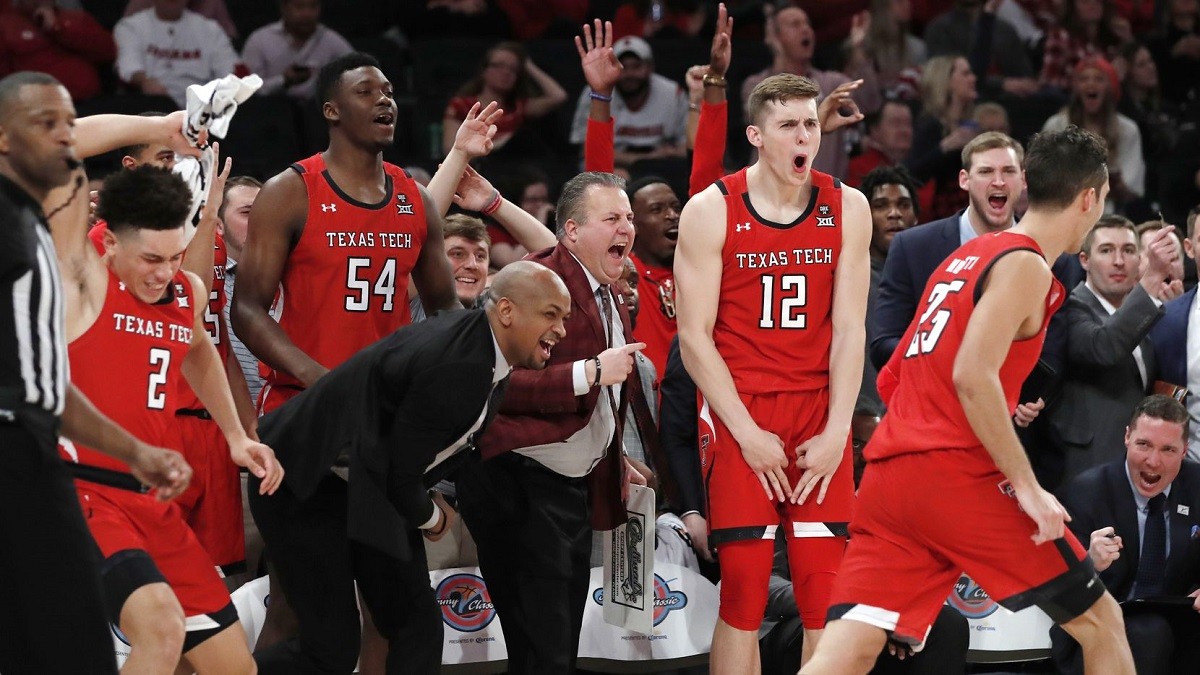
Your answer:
(481, 190), (502, 216)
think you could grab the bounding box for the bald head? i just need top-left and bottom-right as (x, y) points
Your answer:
(488, 260), (568, 309)
(487, 261), (570, 370)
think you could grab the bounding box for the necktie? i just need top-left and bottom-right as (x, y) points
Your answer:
(597, 287), (620, 421)
(1134, 493), (1167, 598)
(471, 375), (509, 447)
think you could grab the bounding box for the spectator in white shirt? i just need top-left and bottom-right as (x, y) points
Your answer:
(114, 0), (239, 106)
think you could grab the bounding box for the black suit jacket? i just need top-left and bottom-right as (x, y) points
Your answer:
(1058, 460), (1200, 601)
(1048, 283), (1162, 476)
(257, 309), (501, 561)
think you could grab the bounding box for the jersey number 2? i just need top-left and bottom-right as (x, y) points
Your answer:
(904, 279), (967, 357)
(345, 258), (397, 312)
(759, 274), (807, 329)
(147, 348), (170, 410)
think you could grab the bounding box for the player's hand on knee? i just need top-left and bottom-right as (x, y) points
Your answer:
(131, 443), (193, 501)
(230, 439), (285, 495)
(735, 425), (790, 501)
(1087, 526), (1122, 572)
(1015, 484), (1070, 544)
(791, 432), (843, 505)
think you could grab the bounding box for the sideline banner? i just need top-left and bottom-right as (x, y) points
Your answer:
(947, 573), (1053, 662)
(602, 484), (656, 634)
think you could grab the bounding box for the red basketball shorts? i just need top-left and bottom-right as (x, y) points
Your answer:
(77, 483), (231, 619)
(829, 448), (1102, 646)
(698, 388), (854, 629)
(175, 414), (244, 574)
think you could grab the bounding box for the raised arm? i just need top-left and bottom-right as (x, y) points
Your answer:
(451, 164), (556, 251)
(523, 57), (569, 118)
(688, 2), (732, 196)
(75, 110), (203, 160)
(181, 271), (282, 495)
(230, 169), (326, 385)
(675, 186), (791, 501)
(577, 19), (621, 173)
(792, 187), (871, 505)
(953, 252), (1068, 544)
(427, 101), (502, 215)
(181, 145), (231, 295)
(411, 184), (462, 315)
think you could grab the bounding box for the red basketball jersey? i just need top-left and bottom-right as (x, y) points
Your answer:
(60, 269), (195, 472)
(712, 168), (843, 394)
(267, 154), (427, 390)
(868, 231), (1065, 461)
(630, 253), (675, 386)
(177, 233), (228, 410)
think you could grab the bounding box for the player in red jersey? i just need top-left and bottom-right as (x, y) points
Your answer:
(802, 128), (1135, 674)
(232, 52), (467, 412)
(232, 51), (480, 667)
(54, 165), (283, 674)
(90, 140), (256, 578)
(674, 73), (871, 673)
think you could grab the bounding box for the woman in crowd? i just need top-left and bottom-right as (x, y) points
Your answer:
(1040, 0), (1127, 94)
(860, 0), (927, 99)
(905, 55), (979, 220)
(1043, 56), (1144, 210)
(440, 41), (567, 156)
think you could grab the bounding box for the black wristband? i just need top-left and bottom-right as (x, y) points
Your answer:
(592, 356), (602, 387)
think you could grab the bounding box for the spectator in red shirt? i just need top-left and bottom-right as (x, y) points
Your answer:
(441, 42), (567, 156)
(847, 99), (914, 188)
(0, 0), (116, 101)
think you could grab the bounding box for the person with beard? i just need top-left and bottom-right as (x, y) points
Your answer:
(241, 0), (353, 100)
(568, 35), (688, 170)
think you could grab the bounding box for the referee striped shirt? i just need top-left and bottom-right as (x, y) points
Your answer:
(0, 175), (68, 415)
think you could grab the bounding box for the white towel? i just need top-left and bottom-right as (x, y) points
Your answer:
(175, 74), (263, 239)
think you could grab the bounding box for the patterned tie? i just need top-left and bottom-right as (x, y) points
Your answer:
(1134, 493), (1167, 598)
(597, 287), (620, 420)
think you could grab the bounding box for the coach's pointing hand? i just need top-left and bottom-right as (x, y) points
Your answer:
(589, 342), (645, 387)
(736, 425), (790, 502)
(1088, 526), (1122, 572)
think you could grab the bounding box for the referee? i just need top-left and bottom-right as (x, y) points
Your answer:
(0, 72), (193, 674)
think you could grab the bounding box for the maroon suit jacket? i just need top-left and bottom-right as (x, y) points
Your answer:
(478, 243), (631, 530)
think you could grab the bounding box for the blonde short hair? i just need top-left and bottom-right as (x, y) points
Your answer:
(746, 73), (820, 126)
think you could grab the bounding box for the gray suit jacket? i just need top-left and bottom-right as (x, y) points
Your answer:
(1049, 282), (1163, 479)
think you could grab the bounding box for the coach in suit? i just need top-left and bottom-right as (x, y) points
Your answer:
(1052, 395), (1200, 675)
(1048, 218), (1174, 480)
(247, 262), (571, 675)
(457, 172), (646, 674)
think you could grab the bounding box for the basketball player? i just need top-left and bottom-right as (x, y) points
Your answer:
(52, 164), (283, 674)
(674, 73), (871, 672)
(801, 128), (1135, 674)
(230, 51), (468, 669)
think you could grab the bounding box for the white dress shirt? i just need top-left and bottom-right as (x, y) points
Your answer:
(1186, 292), (1200, 462)
(516, 254), (625, 477)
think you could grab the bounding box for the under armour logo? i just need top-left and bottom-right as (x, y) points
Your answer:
(735, 222), (752, 232)
(176, 296), (189, 308)
(321, 203), (337, 213)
